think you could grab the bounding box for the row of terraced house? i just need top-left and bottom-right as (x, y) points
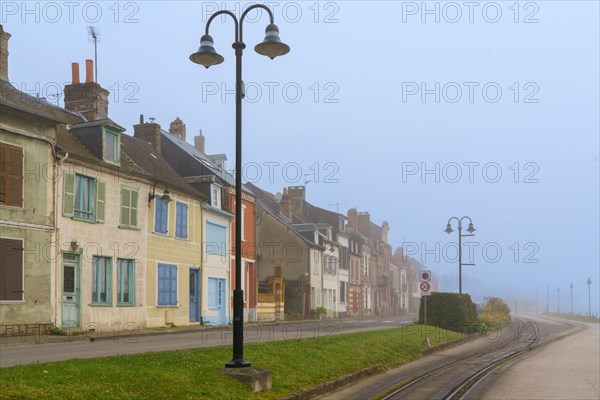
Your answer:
(0, 25), (436, 334)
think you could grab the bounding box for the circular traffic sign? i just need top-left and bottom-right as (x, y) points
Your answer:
(420, 271), (430, 281)
(420, 282), (431, 292)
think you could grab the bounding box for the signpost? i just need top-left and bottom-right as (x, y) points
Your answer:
(420, 270), (432, 324)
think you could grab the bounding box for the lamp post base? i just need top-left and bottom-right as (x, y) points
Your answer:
(225, 358), (252, 368)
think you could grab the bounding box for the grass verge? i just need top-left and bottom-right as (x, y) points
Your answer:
(543, 312), (600, 324)
(0, 325), (463, 400)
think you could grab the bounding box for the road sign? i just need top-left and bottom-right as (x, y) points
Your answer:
(420, 281), (431, 296)
(420, 270), (431, 282)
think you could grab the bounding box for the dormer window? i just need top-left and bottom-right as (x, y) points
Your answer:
(103, 127), (120, 164)
(211, 183), (222, 208)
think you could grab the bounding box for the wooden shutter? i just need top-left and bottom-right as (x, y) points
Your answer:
(96, 181), (106, 223)
(62, 172), (75, 217)
(0, 143), (23, 207)
(130, 190), (138, 227)
(0, 238), (24, 301)
(120, 188), (131, 226)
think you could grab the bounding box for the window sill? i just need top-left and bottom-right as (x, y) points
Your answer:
(119, 225), (140, 231)
(0, 300), (25, 304)
(73, 216), (97, 224)
(117, 303), (135, 307)
(153, 231), (170, 237)
(90, 303), (113, 307)
(174, 236), (189, 241)
(0, 204), (24, 211)
(155, 304), (179, 308)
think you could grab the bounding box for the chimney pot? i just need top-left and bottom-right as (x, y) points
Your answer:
(85, 59), (93, 83)
(71, 62), (80, 84)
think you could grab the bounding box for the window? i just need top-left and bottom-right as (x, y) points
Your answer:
(0, 142), (23, 207)
(340, 281), (346, 303)
(92, 256), (112, 305)
(0, 238), (23, 301)
(157, 263), (177, 306)
(205, 221), (226, 256)
(324, 255), (337, 275)
(154, 195), (169, 234)
(211, 184), (221, 208)
(120, 187), (139, 228)
(117, 259), (135, 305)
(175, 202), (188, 239)
(103, 128), (120, 163)
(63, 173), (105, 223)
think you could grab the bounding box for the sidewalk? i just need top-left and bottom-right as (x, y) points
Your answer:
(1, 314), (416, 347)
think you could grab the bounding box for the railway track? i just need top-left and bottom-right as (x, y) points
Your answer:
(373, 315), (586, 400)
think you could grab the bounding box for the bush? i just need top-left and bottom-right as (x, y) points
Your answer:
(419, 292), (477, 333)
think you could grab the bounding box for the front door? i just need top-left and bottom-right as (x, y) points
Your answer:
(62, 254), (80, 327)
(189, 269), (200, 322)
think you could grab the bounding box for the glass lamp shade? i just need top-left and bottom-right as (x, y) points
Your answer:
(190, 34), (224, 68)
(444, 224), (453, 234)
(255, 24), (290, 59)
(466, 223), (476, 233)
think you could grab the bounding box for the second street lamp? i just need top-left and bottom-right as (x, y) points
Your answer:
(445, 216), (476, 294)
(190, 4), (290, 368)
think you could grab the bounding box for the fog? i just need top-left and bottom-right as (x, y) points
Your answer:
(4, 1), (598, 315)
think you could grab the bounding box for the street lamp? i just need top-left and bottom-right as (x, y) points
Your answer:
(570, 282), (573, 315)
(587, 278), (592, 317)
(190, 4), (290, 368)
(557, 286), (560, 314)
(444, 216), (476, 294)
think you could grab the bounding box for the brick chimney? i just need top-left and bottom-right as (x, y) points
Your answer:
(287, 186), (305, 215)
(194, 130), (205, 153)
(0, 25), (10, 81)
(169, 117), (186, 140)
(133, 114), (162, 153)
(347, 208), (358, 229)
(357, 212), (371, 236)
(279, 188), (292, 221)
(64, 60), (109, 121)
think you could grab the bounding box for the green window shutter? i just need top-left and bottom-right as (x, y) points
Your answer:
(130, 189), (138, 227)
(96, 180), (106, 223)
(62, 172), (75, 217)
(120, 188), (130, 226)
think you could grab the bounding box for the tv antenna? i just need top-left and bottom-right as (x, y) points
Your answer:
(328, 202), (347, 214)
(87, 26), (100, 82)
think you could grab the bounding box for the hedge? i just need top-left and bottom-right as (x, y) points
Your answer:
(418, 292), (477, 332)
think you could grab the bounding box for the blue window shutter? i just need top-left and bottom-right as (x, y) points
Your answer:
(170, 266), (177, 305)
(206, 222), (226, 255)
(162, 200), (168, 233)
(182, 204), (188, 238)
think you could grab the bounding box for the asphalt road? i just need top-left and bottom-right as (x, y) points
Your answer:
(0, 316), (412, 368)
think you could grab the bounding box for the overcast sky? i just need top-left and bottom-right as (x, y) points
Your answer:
(3, 1), (599, 313)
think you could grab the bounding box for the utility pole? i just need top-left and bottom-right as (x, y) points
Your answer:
(557, 286), (560, 314)
(587, 278), (592, 317)
(546, 283), (550, 313)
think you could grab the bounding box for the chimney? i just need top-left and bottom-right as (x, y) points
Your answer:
(357, 212), (371, 236)
(194, 130), (205, 153)
(0, 25), (11, 81)
(287, 186), (305, 215)
(133, 114), (162, 153)
(279, 188), (292, 221)
(64, 59), (109, 121)
(169, 117), (186, 140)
(347, 208), (358, 229)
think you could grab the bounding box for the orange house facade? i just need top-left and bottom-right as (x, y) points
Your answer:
(224, 187), (257, 322)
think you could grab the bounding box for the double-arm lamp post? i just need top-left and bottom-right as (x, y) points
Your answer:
(444, 216), (476, 294)
(190, 4), (290, 368)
